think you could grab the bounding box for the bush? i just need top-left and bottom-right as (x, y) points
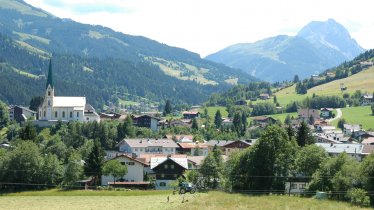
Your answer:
(346, 188), (370, 207)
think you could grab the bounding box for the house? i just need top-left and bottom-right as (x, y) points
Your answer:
(99, 112), (123, 120)
(343, 124), (361, 136)
(205, 140), (234, 152)
(165, 134), (193, 143)
(168, 119), (191, 128)
(298, 108), (320, 121)
(132, 115), (160, 132)
(101, 154), (148, 186)
(314, 133), (345, 144)
(354, 131), (374, 142)
(252, 116), (277, 126)
(223, 140), (251, 156)
(235, 100), (247, 105)
(315, 143), (363, 161)
(8, 105), (36, 123)
(320, 108), (333, 119)
(187, 156), (206, 169)
(151, 156), (188, 189)
(361, 145), (374, 157)
(361, 94), (373, 106)
(182, 111), (200, 119)
(177, 142), (209, 156)
(313, 120), (329, 130)
(259, 93), (270, 100)
(117, 139), (179, 157)
(38, 60), (100, 123)
(221, 118), (233, 128)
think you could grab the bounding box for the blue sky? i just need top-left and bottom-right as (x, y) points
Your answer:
(25, 0), (374, 57)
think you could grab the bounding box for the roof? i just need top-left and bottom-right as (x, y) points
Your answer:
(53, 97), (86, 107)
(187, 156), (206, 166)
(133, 115), (160, 121)
(165, 135), (193, 142)
(182, 111), (199, 115)
(84, 104), (96, 112)
(362, 145), (374, 155)
(108, 181), (150, 185)
(362, 137), (374, 145)
(320, 108), (333, 111)
(252, 116), (275, 121)
(9, 105), (36, 114)
(46, 59), (53, 89)
(316, 143), (363, 154)
(137, 154), (187, 165)
(178, 142), (208, 149)
(150, 157), (188, 169)
(205, 140), (233, 147)
(117, 139), (179, 148)
(343, 124), (361, 131)
(223, 140), (252, 148)
(111, 154), (149, 166)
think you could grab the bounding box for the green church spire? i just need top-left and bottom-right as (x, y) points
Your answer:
(46, 59), (53, 89)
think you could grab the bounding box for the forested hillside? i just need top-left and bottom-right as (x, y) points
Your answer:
(0, 0), (256, 108)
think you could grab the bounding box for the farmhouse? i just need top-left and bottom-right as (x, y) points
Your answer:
(252, 116), (277, 126)
(182, 111), (200, 119)
(8, 105), (36, 123)
(222, 140), (251, 156)
(132, 115), (160, 132)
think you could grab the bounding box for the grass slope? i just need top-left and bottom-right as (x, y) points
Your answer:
(199, 106), (229, 119)
(0, 190), (371, 210)
(275, 66), (374, 106)
(331, 106), (374, 130)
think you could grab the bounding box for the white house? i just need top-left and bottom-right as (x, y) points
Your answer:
(101, 154), (148, 185)
(37, 60), (100, 123)
(344, 124), (361, 136)
(315, 143), (363, 161)
(116, 139), (179, 157)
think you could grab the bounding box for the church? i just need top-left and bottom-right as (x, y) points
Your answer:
(38, 60), (100, 123)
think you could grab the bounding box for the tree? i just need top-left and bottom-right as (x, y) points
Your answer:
(84, 140), (104, 186)
(102, 159), (128, 184)
(337, 118), (346, 131)
(235, 125), (297, 191)
(163, 100), (172, 116)
(295, 144), (328, 176)
(0, 100), (9, 128)
(29, 96), (44, 112)
(309, 114), (315, 125)
(361, 153), (374, 204)
(284, 114), (291, 125)
(191, 118), (199, 131)
(19, 121), (37, 141)
(273, 95), (277, 104)
(64, 151), (83, 186)
(293, 75), (300, 83)
(214, 110), (222, 129)
(296, 121), (315, 147)
(200, 145), (223, 189)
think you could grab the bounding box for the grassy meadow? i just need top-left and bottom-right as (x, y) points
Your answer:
(331, 106), (374, 130)
(275, 66), (374, 106)
(199, 106), (229, 119)
(0, 190), (372, 210)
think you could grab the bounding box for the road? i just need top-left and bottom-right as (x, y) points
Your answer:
(327, 108), (342, 122)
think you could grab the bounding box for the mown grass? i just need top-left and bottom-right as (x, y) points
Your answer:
(275, 66), (374, 106)
(0, 190), (371, 210)
(331, 106), (374, 130)
(1, 189), (171, 196)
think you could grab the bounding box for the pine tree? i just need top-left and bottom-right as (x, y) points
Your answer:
(163, 100), (172, 116)
(84, 140), (104, 186)
(191, 118), (199, 131)
(214, 110), (222, 129)
(296, 121), (315, 147)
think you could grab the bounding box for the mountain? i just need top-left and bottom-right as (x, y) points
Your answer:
(206, 19), (365, 82)
(0, 0), (256, 107)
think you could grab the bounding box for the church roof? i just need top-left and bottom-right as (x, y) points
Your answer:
(46, 59), (53, 89)
(53, 97), (86, 108)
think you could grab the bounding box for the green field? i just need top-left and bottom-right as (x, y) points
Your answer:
(275, 66), (374, 106)
(0, 190), (371, 210)
(331, 106), (374, 130)
(266, 112), (298, 122)
(199, 106), (229, 119)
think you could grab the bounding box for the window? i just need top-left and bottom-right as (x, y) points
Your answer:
(164, 164), (168, 169)
(291, 183), (297, 189)
(48, 100), (51, 106)
(170, 165), (174, 169)
(173, 174), (177, 178)
(126, 162), (135, 165)
(55, 111), (58, 118)
(299, 184), (306, 189)
(160, 182), (166, 186)
(161, 174), (165, 178)
(44, 111), (46, 117)
(86, 118), (89, 120)
(76, 112), (79, 117)
(48, 91), (50, 96)
(62, 111), (65, 118)
(135, 148), (138, 152)
(70, 112), (73, 118)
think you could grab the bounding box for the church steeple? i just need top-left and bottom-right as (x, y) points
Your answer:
(46, 59), (53, 89)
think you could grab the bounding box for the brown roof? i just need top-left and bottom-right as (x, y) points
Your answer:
(182, 111), (199, 115)
(137, 154), (187, 165)
(205, 140), (233, 147)
(187, 156), (206, 166)
(178, 142), (208, 149)
(252, 116), (275, 121)
(111, 154), (149, 166)
(362, 145), (374, 155)
(362, 137), (374, 145)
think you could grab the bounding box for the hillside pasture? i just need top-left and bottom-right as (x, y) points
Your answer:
(275, 66), (374, 106)
(331, 106), (374, 130)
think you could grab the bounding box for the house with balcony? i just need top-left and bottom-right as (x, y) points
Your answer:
(116, 139), (179, 157)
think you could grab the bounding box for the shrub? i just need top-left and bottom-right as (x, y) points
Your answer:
(346, 188), (370, 207)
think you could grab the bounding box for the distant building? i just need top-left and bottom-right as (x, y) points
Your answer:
(320, 108), (333, 119)
(37, 60), (100, 123)
(223, 140), (251, 156)
(177, 142), (209, 156)
(235, 100), (247, 105)
(259, 94), (270, 100)
(117, 139), (179, 157)
(132, 115), (160, 131)
(252, 116), (277, 126)
(182, 111), (200, 119)
(151, 156), (188, 190)
(297, 108), (320, 121)
(361, 94), (373, 106)
(316, 143), (363, 161)
(344, 124), (362, 136)
(9, 105), (36, 123)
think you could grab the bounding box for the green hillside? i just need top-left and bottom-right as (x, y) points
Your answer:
(275, 66), (374, 106)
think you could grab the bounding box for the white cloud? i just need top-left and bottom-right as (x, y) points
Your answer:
(25, 0), (374, 56)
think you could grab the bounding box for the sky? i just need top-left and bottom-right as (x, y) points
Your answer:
(24, 0), (374, 57)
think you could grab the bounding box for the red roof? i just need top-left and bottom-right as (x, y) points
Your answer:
(182, 111), (199, 115)
(178, 142), (208, 149)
